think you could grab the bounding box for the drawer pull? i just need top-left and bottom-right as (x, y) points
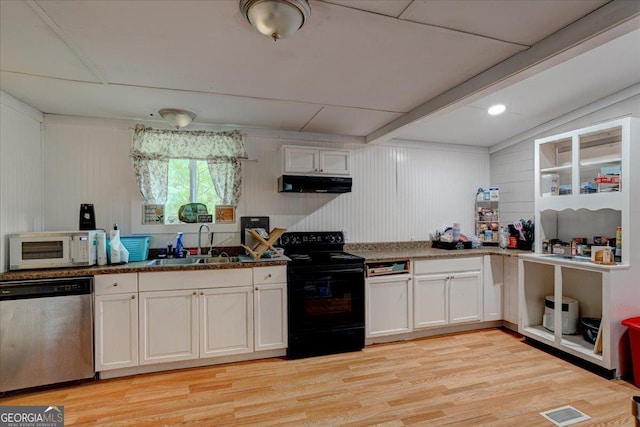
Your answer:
(113, 283), (118, 287)
(131, 295), (135, 300)
(267, 274), (272, 278)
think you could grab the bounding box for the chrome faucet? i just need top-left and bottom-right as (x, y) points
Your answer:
(197, 224), (211, 256)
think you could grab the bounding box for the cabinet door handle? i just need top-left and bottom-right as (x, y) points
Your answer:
(255, 287), (259, 291)
(131, 295), (135, 300)
(200, 291), (204, 296)
(320, 169), (324, 172)
(193, 291), (197, 296)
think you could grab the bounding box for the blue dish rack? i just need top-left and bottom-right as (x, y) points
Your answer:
(106, 235), (151, 262)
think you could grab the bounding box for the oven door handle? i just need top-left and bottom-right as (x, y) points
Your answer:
(291, 266), (364, 274)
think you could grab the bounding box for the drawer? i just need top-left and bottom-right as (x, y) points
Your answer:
(414, 257), (482, 275)
(95, 273), (138, 295)
(253, 266), (287, 285)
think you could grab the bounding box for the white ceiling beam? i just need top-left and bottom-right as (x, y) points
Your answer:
(366, 0), (640, 145)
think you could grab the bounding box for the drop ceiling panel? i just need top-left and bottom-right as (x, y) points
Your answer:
(396, 29), (640, 146)
(302, 106), (403, 136)
(0, 73), (324, 132)
(401, 0), (610, 45)
(35, 0), (524, 112)
(321, 0), (412, 17)
(0, 1), (100, 82)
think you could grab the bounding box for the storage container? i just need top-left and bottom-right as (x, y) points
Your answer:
(106, 236), (150, 262)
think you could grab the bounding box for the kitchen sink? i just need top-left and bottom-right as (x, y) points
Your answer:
(146, 258), (200, 266)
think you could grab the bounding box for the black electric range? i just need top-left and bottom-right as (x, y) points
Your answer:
(278, 231), (365, 359)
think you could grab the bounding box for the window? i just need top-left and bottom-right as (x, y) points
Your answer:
(165, 159), (221, 224)
(130, 126), (246, 228)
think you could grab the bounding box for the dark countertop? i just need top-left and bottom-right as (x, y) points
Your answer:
(0, 257), (288, 282)
(0, 242), (531, 282)
(348, 246), (528, 263)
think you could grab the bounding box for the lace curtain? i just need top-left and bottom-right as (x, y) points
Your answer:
(130, 125), (247, 205)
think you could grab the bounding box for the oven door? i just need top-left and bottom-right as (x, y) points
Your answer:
(288, 263), (365, 333)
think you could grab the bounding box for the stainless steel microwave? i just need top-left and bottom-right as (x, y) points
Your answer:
(10, 231), (98, 270)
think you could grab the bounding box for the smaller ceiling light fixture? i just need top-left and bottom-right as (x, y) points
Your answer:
(488, 104), (506, 116)
(240, 0), (311, 41)
(158, 108), (196, 129)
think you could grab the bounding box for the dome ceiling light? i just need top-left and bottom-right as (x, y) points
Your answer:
(240, 0), (311, 41)
(158, 108), (196, 129)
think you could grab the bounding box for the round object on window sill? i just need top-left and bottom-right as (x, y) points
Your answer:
(178, 203), (208, 223)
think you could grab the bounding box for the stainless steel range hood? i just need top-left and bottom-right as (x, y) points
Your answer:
(278, 175), (352, 193)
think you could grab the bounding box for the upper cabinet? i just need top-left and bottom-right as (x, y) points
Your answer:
(535, 118), (632, 212)
(282, 145), (351, 175)
(534, 117), (638, 265)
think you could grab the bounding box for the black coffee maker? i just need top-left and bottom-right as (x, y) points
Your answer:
(79, 204), (96, 230)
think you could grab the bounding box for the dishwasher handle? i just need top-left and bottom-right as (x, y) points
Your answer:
(0, 277), (92, 301)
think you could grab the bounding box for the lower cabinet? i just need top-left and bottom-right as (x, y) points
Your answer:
(139, 289), (199, 365)
(95, 266), (288, 374)
(366, 274), (412, 338)
(413, 257), (483, 328)
(94, 274), (139, 371)
(200, 286), (253, 358)
(502, 256), (519, 326)
(254, 282), (287, 351)
(483, 255), (504, 322)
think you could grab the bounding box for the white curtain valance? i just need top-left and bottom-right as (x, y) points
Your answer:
(130, 125), (247, 161)
(130, 125), (247, 206)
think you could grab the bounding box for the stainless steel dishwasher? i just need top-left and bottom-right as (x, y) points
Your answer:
(0, 276), (94, 392)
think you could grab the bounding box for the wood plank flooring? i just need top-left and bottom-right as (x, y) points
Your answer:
(1, 328), (638, 426)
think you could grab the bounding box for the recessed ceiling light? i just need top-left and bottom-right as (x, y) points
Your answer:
(488, 104), (506, 116)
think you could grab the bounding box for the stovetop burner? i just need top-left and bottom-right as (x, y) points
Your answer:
(278, 232), (363, 265)
(286, 251), (364, 264)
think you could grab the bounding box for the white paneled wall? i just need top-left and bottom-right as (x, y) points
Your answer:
(39, 116), (490, 246)
(0, 92), (43, 272)
(489, 141), (534, 225)
(43, 116), (137, 233)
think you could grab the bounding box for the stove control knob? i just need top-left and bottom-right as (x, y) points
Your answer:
(335, 234), (343, 243)
(327, 235), (336, 243)
(281, 235), (290, 245)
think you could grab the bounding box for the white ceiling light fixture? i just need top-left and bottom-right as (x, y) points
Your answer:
(158, 108), (196, 129)
(240, 0), (311, 41)
(488, 104), (506, 116)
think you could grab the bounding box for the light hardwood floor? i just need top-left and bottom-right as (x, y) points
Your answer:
(1, 328), (637, 426)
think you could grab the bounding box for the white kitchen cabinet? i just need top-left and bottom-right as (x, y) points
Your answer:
(483, 255), (503, 322)
(139, 289), (199, 365)
(282, 145), (350, 175)
(94, 273), (138, 371)
(524, 117), (640, 377)
(502, 256), (519, 326)
(200, 286), (253, 358)
(366, 274), (412, 338)
(413, 273), (447, 328)
(413, 257), (483, 328)
(519, 256), (638, 376)
(253, 266), (287, 351)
